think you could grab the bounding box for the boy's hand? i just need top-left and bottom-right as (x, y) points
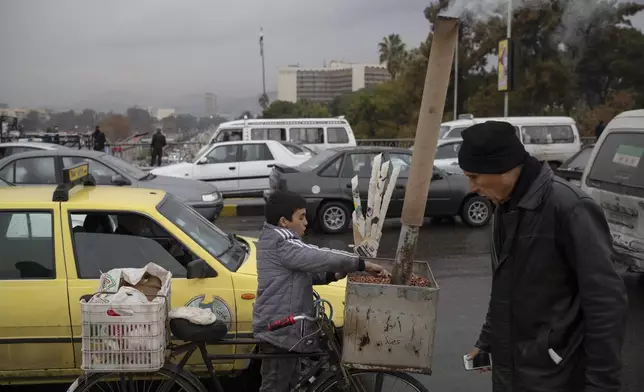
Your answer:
(364, 262), (391, 278)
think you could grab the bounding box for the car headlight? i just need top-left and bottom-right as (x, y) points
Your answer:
(202, 192), (221, 202)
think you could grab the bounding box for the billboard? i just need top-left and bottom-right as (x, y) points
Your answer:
(498, 39), (514, 92)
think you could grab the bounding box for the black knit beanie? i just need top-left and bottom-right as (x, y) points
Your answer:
(458, 121), (527, 174)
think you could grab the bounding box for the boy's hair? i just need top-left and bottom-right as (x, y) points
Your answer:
(265, 190), (307, 225)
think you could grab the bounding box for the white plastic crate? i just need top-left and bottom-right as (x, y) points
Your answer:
(81, 297), (169, 372)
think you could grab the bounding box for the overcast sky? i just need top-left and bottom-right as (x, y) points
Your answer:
(0, 0), (433, 109)
(1, 0), (642, 110)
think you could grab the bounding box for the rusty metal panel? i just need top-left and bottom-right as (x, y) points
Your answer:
(342, 259), (439, 374)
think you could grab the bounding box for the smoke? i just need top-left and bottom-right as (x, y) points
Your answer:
(439, 0), (529, 19)
(439, 0), (620, 51)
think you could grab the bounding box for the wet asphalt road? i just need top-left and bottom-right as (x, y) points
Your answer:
(8, 216), (643, 391)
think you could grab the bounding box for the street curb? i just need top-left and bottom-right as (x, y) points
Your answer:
(221, 201), (265, 217)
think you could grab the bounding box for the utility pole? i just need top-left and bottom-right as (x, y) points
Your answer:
(390, 17), (460, 285)
(453, 27), (459, 121)
(260, 27), (267, 99)
(504, 0), (512, 117)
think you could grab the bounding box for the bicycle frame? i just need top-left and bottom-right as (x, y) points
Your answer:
(162, 308), (348, 392)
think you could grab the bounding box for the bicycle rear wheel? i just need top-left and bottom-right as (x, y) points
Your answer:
(309, 370), (429, 392)
(68, 365), (205, 392)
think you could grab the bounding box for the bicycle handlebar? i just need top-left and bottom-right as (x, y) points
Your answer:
(268, 315), (316, 331)
(267, 298), (333, 331)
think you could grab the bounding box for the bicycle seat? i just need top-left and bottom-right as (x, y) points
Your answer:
(170, 318), (228, 343)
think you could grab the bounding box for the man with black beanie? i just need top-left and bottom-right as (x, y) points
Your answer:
(459, 121), (627, 392)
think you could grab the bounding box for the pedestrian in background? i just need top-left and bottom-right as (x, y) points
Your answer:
(92, 126), (106, 152)
(150, 128), (166, 167)
(595, 120), (606, 140)
(458, 121), (628, 392)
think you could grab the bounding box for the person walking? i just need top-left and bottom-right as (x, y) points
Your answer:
(150, 128), (167, 167)
(92, 126), (106, 152)
(458, 121), (628, 392)
(595, 120), (606, 140)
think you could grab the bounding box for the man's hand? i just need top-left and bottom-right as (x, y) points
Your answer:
(467, 347), (491, 373)
(364, 261), (391, 278)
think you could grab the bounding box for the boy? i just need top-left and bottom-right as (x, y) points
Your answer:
(253, 190), (388, 392)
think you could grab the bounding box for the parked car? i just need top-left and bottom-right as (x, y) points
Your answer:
(207, 117), (357, 153)
(410, 138), (464, 174)
(151, 140), (311, 197)
(0, 141), (72, 159)
(438, 115), (582, 168)
(554, 144), (595, 187)
(581, 109), (644, 272)
(265, 146), (492, 233)
(0, 169), (346, 384)
(280, 141), (317, 157)
(0, 149), (224, 221)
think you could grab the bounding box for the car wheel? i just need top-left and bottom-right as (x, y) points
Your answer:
(461, 196), (492, 227)
(318, 201), (351, 234)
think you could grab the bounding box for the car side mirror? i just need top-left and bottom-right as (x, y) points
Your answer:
(186, 259), (218, 279)
(432, 172), (443, 180)
(197, 157), (208, 165)
(110, 174), (131, 186)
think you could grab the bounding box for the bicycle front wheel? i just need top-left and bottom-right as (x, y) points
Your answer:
(309, 370), (429, 392)
(68, 365), (205, 392)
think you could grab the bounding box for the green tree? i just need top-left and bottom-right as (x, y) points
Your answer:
(48, 110), (77, 130)
(175, 114), (198, 131)
(331, 0), (644, 139)
(262, 100), (329, 119)
(378, 34), (408, 79)
(21, 111), (43, 131)
(77, 109), (97, 129)
(258, 93), (270, 110)
(126, 107), (153, 133)
(100, 115), (131, 142)
(161, 116), (178, 134)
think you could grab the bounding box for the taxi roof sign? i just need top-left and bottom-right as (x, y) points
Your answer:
(65, 163), (89, 183)
(53, 163), (95, 201)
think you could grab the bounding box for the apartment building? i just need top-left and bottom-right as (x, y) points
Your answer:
(277, 61), (390, 104)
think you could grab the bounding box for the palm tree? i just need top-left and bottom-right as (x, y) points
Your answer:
(378, 34), (407, 79)
(258, 93), (270, 110)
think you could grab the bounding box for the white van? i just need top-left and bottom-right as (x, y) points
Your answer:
(439, 115), (582, 167)
(581, 109), (644, 272)
(207, 117), (357, 153)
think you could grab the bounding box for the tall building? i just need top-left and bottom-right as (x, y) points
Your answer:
(153, 108), (176, 120)
(205, 93), (217, 116)
(277, 61), (390, 104)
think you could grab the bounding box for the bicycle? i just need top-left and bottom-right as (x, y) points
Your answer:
(69, 298), (429, 392)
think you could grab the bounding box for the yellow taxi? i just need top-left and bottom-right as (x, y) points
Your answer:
(0, 163), (347, 385)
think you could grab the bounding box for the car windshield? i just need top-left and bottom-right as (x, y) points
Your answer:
(156, 194), (246, 271)
(560, 146), (593, 171)
(439, 126), (450, 138)
(192, 145), (214, 164)
(296, 149), (338, 171)
(102, 154), (148, 180)
(193, 144), (211, 161)
(587, 131), (644, 196)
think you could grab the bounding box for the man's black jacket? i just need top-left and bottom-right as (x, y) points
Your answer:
(151, 132), (166, 150)
(93, 130), (106, 151)
(476, 164), (628, 392)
